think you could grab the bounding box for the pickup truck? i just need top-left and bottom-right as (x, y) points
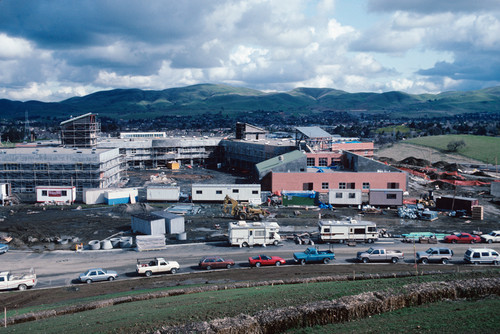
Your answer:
(136, 257), (180, 276)
(357, 247), (404, 263)
(0, 269), (37, 291)
(293, 247), (335, 265)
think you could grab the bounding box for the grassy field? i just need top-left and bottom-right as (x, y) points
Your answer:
(287, 296), (500, 334)
(375, 125), (411, 134)
(3, 271), (498, 333)
(406, 135), (500, 164)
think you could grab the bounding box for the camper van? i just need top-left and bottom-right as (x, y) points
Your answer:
(228, 221), (281, 247)
(318, 219), (378, 243)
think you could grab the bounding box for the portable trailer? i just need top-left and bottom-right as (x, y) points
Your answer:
(318, 219), (378, 244)
(228, 221), (281, 247)
(36, 186), (76, 204)
(191, 184), (261, 202)
(146, 186), (180, 202)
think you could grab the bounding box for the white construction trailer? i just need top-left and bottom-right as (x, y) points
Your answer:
(191, 184), (261, 202)
(36, 186), (76, 204)
(228, 221), (281, 247)
(328, 189), (363, 206)
(146, 186), (180, 202)
(0, 183), (11, 206)
(318, 219), (378, 243)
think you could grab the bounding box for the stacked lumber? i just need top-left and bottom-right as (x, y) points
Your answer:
(135, 235), (166, 251)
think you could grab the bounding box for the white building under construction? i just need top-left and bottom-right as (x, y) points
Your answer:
(0, 147), (123, 201)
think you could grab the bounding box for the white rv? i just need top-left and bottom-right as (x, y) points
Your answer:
(228, 221), (281, 247)
(318, 219), (378, 243)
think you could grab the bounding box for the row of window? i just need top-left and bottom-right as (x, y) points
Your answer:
(195, 189), (260, 195)
(316, 182), (399, 190)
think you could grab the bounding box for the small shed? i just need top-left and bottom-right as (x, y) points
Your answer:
(105, 188), (139, 205)
(328, 189), (362, 206)
(435, 195), (479, 214)
(368, 189), (403, 207)
(83, 188), (108, 204)
(152, 211), (185, 234)
(131, 214), (166, 235)
(36, 186), (76, 203)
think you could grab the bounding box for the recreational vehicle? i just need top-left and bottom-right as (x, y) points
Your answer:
(228, 221), (281, 247)
(318, 219), (378, 243)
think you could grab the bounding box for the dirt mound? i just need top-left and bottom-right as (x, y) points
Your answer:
(443, 163), (463, 172)
(432, 161), (449, 169)
(112, 203), (155, 214)
(472, 171), (491, 177)
(377, 157), (398, 165)
(399, 157), (430, 167)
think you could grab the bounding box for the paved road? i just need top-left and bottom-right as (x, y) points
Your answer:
(1, 239), (494, 290)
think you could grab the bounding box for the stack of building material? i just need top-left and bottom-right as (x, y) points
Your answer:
(135, 235), (166, 251)
(471, 205), (484, 220)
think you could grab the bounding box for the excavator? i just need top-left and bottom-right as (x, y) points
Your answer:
(223, 195), (270, 221)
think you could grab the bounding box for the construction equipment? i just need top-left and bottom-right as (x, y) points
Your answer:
(223, 195), (270, 221)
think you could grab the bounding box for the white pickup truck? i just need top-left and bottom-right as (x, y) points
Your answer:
(0, 269), (37, 291)
(136, 257), (180, 276)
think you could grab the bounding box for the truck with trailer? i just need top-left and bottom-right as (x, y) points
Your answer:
(318, 219), (378, 244)
(136, 258), (180, 276)
(356, 247), (404, 263)
(228, 221), (281, 247)
(293, 247), (335, 265)
(0, 269), (37, 291)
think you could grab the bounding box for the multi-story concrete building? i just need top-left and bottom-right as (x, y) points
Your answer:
(60, 113), (99, 148)
(0, 147), (123, 201)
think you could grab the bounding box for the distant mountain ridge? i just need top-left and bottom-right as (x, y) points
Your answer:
(1, 83), (500, 120)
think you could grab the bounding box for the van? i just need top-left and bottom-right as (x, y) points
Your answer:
(463, 248), (499, 265)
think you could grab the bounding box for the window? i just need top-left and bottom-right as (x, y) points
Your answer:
(348, 193), (356, 199)
(303, 183), (313, 190)
(131, 149), (137, 154)
(196, 190), (202, 194)
(339, 182), (346, 189)
(331, 158), (336, 165)
(473, 252), (480, 258)
(322, 182), (329, 190)
(255, 230), (265, 237)
(216, 190), (222, 194)
(373, 250), (379, 255)
(386, 194), (397, 199)
(307, 157), (315, 166)
(387, 182), (399, 189)
(324, 228), (330, 233)
(42, 190), (47, 196)
(368, 226), (376, 232)
(252, 190), (259, 194)
(232, 189), (239, 193)
(354, 228), (365, 234)
(336, 192), (343, 198)
(318, 158), (327, 167)
(62, 191), (67, 196)
(481, 252), (489, 257)
(75, 163), (83, 171)
(363, 182), (370, 189)
(347, 182), (355, 189)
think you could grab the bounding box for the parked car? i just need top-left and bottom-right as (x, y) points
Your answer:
(248, 255), (286, 267)
(0, 269), (37, 291)
(199, 256), (235, 270)
(293, 247), (335, 265)
(136, 257), (180, 276)
(416, 247), (453, 264)
(443, 233), (481, 244)
(0, 243), (8, 255)
(463, 248), (499, 265)
(481, 231), (500, 244)
(78, 268), (118, 284)
(356, 247), (404, 263)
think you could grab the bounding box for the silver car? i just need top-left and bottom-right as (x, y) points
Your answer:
(79, 268), (118, 284)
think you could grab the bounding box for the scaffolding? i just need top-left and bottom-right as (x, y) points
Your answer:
(60, 113), (100, 148)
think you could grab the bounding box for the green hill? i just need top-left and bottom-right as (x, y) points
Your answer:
(1, 84), (500, 121)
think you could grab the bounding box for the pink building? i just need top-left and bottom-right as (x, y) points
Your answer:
(306, 141), (374, 167)
(262, 170), (407, 194)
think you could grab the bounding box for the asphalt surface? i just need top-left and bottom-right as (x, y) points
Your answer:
(1, 239), (496, 290)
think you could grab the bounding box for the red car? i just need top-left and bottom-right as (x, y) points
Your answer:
(199, 256), (234, 270)
(248, 255), (286, 267)
(444, 233), (481, 244)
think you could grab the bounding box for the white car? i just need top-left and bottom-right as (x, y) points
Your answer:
(464, 248), (499, 265)
(481, 231), (500, 244)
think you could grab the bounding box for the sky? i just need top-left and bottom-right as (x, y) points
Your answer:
(0, 0), (499, 102)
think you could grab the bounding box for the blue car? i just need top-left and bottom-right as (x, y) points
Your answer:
(0, 243), (8, 254)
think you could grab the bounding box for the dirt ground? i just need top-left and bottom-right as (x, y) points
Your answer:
(1, 151), (499, 251)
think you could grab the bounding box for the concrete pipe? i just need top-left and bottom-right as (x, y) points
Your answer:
(110, 237), (121, 248)
(88, 240), (101, 250)
(119, 236), (133, 248)
(100, 239), (113, 250)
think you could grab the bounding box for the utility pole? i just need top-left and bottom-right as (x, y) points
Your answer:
(24, 111), (30, 143)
